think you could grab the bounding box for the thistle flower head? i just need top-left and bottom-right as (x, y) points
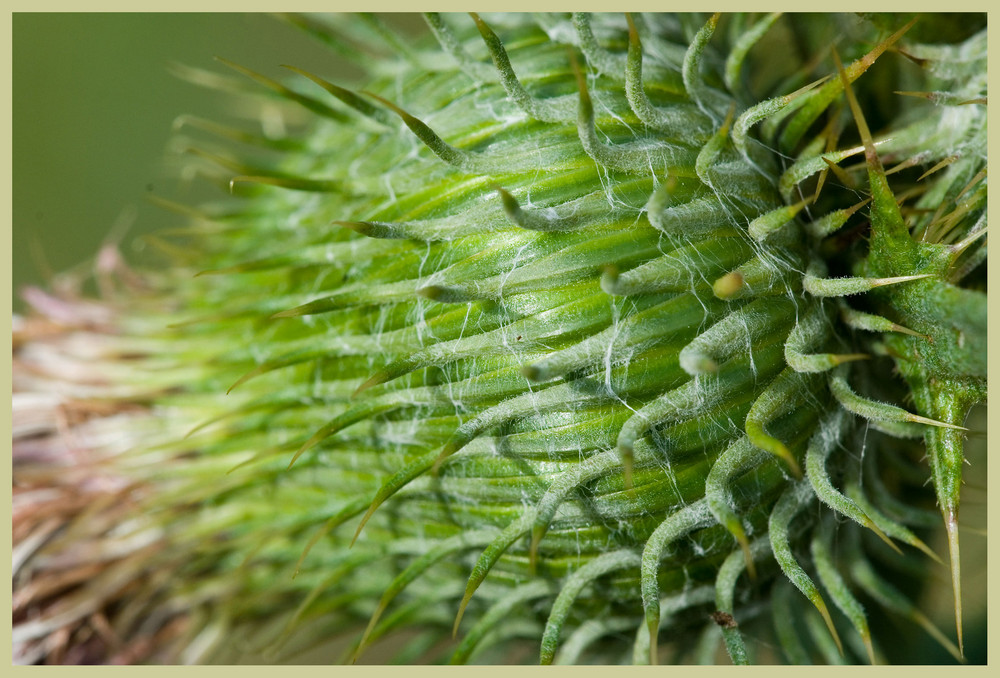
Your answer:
(13, 13), (986, 665)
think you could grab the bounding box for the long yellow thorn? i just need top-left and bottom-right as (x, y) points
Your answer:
(945, 509), (964, 658)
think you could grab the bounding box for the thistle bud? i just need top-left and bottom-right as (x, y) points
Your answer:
(13, 13), (986, 665)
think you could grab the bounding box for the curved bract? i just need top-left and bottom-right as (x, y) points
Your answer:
(12, 13), (986, 665)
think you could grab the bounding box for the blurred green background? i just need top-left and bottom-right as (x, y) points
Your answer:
(12, 13), (382, 308)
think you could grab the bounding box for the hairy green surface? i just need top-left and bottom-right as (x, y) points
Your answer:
(12, 13), (986, 665)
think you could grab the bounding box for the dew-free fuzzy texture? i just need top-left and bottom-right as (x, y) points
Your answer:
(12, 13), (986, 664)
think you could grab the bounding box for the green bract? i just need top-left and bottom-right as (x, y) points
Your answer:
(12, 12), (986, 665)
